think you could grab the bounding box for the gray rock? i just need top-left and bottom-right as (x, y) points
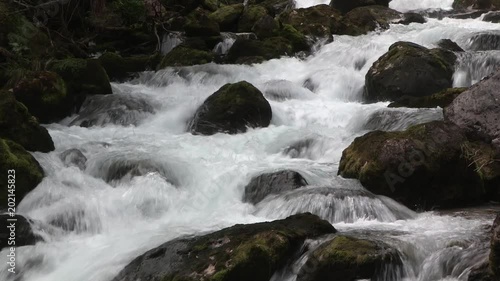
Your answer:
(243, 170), (308, 204)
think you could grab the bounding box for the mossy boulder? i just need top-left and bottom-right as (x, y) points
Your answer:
(0, 91), (54, 152)
(159, 45), (214, 68)
(184, 8), (221, 37)
(330, 0), (390, 14)
(189, 81), (272, 135)
(238, 5), (269, 32)
(339, 5), (401, 36)
(99, 52), (161, 81)
(247, 0), (295, 16)
(338, 121), (484, 210)
(226, 37), (293, 63)
(280, 5), (342, 38)
(0, 214), (43, 248)
(13, 71), (70, 123)
(112, 213), (336, 281)
(388, 88), (467, 108)
(297, 235), (401, 281)
(365, 42), (456, 103)
(453, 0), (500, 10)
(48, 58), (112, 110)
(209, 4), (245, 31)
(243, 170), (308, 204)
(0, 139), (44, 209)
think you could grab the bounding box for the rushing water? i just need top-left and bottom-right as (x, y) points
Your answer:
(2, 0), (500, 281)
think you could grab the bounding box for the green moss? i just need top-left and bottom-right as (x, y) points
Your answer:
(279, 24), (309, 52)
(0, 138), (44, 209)
(209, 4), (244, 31)
(238, 5), (268, 32)
(389, 88), (467, 108)
(185, 9), (221, 37)
(159, 46), (214, 68)
(279, 5), (342, 37)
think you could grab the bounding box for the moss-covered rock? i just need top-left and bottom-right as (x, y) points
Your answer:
(252, 15), (280, 38)
(226, 37), (293, 63)
(243, 170), (308, 204)
(330, 0), (390, 14)
(184, 8), (221, 36)
(162, 0), (202, 14)
(338, 121), (485, 210)
(99, 52), (161, 81)
(0, 91), (54, 152)
(209, 4), (245, 31)
(453, 0), (500, 10)
(238, 5), (269, 32)
(247, 0), (295, 16)
(159, 45), (214, 68)
(0, 139), (44, 209)
(112, 213), (336, 281)
(297, 235), (401, 281)
(189, 81), (272, 135)
(365, 41), (456, 103)
(13, 71), (70, 123)
(388, 88), (467, 108)
(339, 5), (401, 36)
(280, 5), (342, 38)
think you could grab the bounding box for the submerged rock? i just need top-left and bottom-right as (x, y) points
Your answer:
(0, 139), (44, 209)
(189, 81), (272, 135)
(466, 32), (500, 51)
(0, 91), (54, 152)
(243, 170), (308, 204)
(59, 149), (87, 170)
(0, 214), (42, 249)
(365, 42), (456, 102)
(338, 121), (484, 210)
(297, 235), (401, 281)
(388, 88), (467, 108)
(112, 213), (336, 281)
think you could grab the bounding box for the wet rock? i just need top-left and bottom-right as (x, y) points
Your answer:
(13, 71), (71, 123)
(262, 79), (314, 101)
(238, 5), (268, 32)
(159, 45), (215, 68)
(363, 109), (443, 132)
(247, 0), (296, 16)
(0, 139), (44, 209)
(397, 12), (427, 25)
(59, 149), (87, 170)
(279, 5), (342, 38)
(365, 41), (456, 102)
(99, 52), (160, 81)
(444, 70), (500, 147)
(338, 121), (484, 210)
(452, 0), (500, 10)
(0, 91), (54, 152)
(209, 4), (244, 32)
(483, 11), (500, 23)
(189, 81), (272, 135)
(243, 170), (308, 204)
(388, 88), (467, 108)
(70, 94), (154, 127)
(437, 39), (465, 52)
(491, 213), (500, 278)
(466, 32), (500, 51)
(339, 6), (401, 36)
(297, 235), (401, 281)
(0, 215), (42, 249)
(252, 15), (280, 38)
(184, 8), (220, 37)
(225, 37), (293, 63)
(330, 0), (389, 14)
(112, 213), (336, 281)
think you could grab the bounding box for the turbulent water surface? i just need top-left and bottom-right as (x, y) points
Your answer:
(2, 0), (500, 280)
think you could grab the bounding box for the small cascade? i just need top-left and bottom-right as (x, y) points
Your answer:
(453, 51), (500, 87)
(160, 32), (184, 55)
(213, 32), (238, 56)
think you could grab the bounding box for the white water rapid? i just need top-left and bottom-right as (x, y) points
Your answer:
(1, 0), (500, 280)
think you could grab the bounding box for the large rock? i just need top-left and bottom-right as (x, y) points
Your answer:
(159, 45), (215, 68)
(338, 121), (484, 210)
(330, 0), (389, 14)
(209, 4), (244, 31)
(453, 0), (500, 10)
(0, 91), (54, 152)
(99, 52), (161, 81)
(388, 88), (467, 108)
(247, 0), (295, 16)
(0, 139), (44, 209)
(444, 70), (500, 148)
(483, 11), (500, 23)
(0, 214), (42, 249)
(243, 170), (308, 204)
(365, 42), (456, 103)
(238, 5), (269, 32)
(279, 5), (342, 38)
(184, 8), (221, 36)
(189, 81), (272, 135)
(297, 235), (401, 281)
(13, 71), (70, 123)
(225, 37), (293, 63)
(112, 213), (336, 281)
(491, 213), (500, 278)
(339, 6), (401, 36)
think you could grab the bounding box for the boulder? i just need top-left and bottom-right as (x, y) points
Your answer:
(0, 91), (54, 152)
(279, 5), (342, 38)
(247, 0), (295, 16)
(184, 8), (221, 37)
(238, 5), (269, 32)
(491, 213), (500, 278)
(189, 81), (272, 135)
(13, 71), (70, 123)
(453, 0), (500, 10)
(437, 39), (465, 52)
(397, 12), (426, 25)
(59, 148), (87, 170)
(388, 88), (467, 108)
(243, 170), (308, 204)
(112, 213), (336, 281)
(252, 15), (280, 38)
(483, 11), (500, 22)
(0, 139), (44, 209)
(209, 4), (245, 31)
(297, 235), (401, 281)
(225, 37), (293, 63)
(99, 52), (161, 81)
(159, 45), (215, 68)
(330, 0), (390, 14)
(0, 214), (42, 249)
(339, 6), (401, 36)
(444, 70), (500, 148)
(338, 121), (484, 210)
(365, 42), (456, 102)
